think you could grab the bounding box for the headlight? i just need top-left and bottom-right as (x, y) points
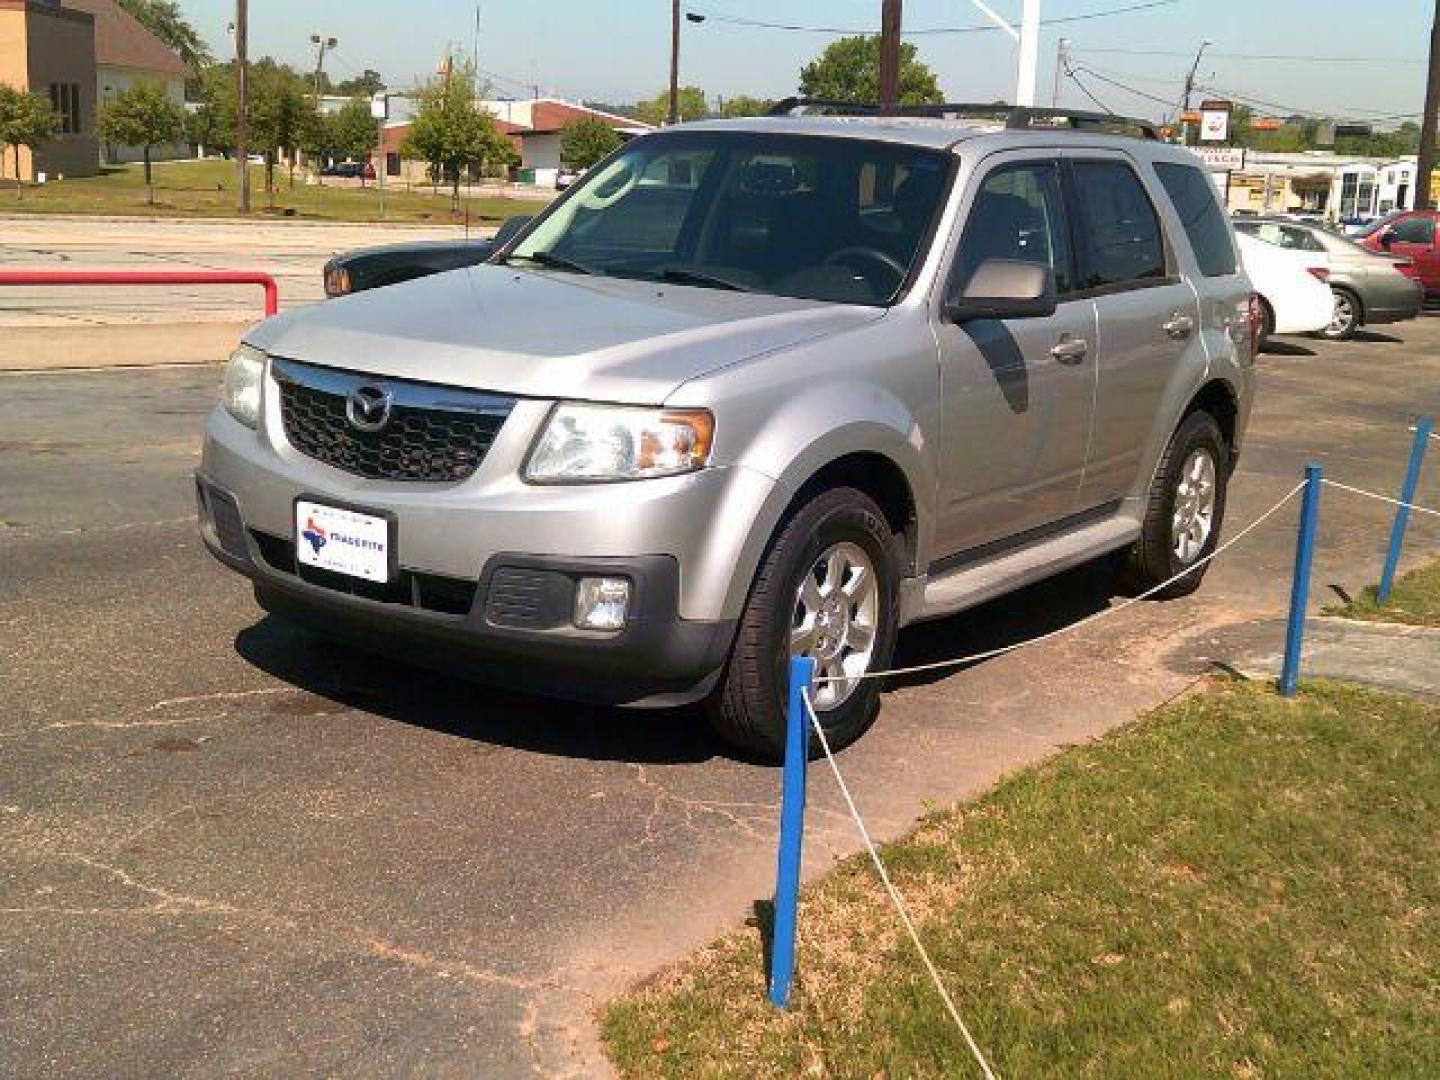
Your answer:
(324, 262), (352, 297)
(525, 404), (715, 483)
(222, 344), (266, 429)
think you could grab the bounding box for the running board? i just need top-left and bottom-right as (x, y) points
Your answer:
(912, 515), (1140, 624)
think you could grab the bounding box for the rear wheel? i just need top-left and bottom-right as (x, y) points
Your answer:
(706, 487), (903, 762)
(1258, 297), (1276, 349)
(1319, 287), (1361, 340)
(1120, 411), (1229, 599)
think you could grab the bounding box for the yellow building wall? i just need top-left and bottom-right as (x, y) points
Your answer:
(0, 5), (33, 182)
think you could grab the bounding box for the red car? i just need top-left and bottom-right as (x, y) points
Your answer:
(1358, 209), (1440, 299)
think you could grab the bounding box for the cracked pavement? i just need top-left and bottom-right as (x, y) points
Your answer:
(2, 322), (1438, 1076)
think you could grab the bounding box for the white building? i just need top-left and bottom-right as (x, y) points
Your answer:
(479, 98), (650, 187)
(66, 0), (192, 166)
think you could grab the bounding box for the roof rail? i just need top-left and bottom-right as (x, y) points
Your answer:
(765, 98), (1160, 141)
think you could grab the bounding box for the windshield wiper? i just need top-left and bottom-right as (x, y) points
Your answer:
(504, 250), (596, 275)
(654, 267), (756, 293)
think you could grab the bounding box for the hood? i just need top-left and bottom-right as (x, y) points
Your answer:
(248, 264), (884, 403)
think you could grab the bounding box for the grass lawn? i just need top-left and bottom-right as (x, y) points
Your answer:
(1331, 557), (1440, 628)
(602, 680), (1440, 1078)
(0, 160), (542, 225)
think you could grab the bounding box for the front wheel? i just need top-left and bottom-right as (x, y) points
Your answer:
(706, 487), (903, 762)
(1119, 411), (1230, 599)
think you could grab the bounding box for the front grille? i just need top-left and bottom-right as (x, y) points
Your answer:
(250, 530), (478, 616)
(273, 358), (514, 483)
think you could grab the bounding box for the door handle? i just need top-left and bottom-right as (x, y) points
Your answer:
(1163, 313), (1196, 339)
(1050, 337), (1089, 364)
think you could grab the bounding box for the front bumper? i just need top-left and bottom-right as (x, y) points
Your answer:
(197, 472), (736, 707)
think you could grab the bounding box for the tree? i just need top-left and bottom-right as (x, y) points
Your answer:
(335, 69), (386, 97)
(402, 58), (517, 208)
(718, 95), (775, 118)
(0, 85), (59, 200)
(185, 67), (235, 154)
(97, 81), (186, 204)
(247, 64), (318, 201)
(634, 85), (708, 126)
(798, 35), (942, 106)
(560, 116), (621, 169)
(117, 1), (211, 72)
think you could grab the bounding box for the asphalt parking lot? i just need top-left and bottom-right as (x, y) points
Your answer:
(3, 320), (1439, 1077)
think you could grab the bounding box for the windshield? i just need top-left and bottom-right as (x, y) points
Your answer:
(507, 131), (952, 306)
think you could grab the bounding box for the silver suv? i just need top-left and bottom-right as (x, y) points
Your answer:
(198, 104), (1258, 759)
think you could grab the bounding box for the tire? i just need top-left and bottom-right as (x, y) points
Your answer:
(706, 486), (904, 762)
(1258, 297), (1275, 349)
(1319, 286), (1361, 341)
(1119, 411), (1230, 600)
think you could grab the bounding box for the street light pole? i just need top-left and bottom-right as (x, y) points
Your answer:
(1052, 37), (1069, 108)
(668, 0), (681, 124)
(234, 0), (249, 213)
(1416, 0), (1440, 210)
(1180, 39), (1212, 146)
(310, 33), (338, 101)
(878, 0), (902, 114)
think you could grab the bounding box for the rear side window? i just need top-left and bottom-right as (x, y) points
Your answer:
(1071, 161), (1167, 290)
(1154, 162), (1238, 276)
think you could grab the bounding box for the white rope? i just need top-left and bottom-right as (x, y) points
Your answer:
(802, 690), (999, 1080)
(1321, 479), (1440, 519)
(814, 480), (1308, 686)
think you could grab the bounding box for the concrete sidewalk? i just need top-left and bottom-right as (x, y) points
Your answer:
(1234, 616), (1440, 700)
(3, 323), (246, 372)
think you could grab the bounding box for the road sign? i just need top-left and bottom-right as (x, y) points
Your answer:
(1194, 147), (1246, 171)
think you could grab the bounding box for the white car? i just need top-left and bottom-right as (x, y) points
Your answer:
(1235, 231), (1333, 340)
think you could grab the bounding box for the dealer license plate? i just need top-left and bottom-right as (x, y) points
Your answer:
(294, 500), (392, 583)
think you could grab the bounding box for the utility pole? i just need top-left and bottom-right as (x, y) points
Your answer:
(234, 0), (249, 213)
(310, 33), (337, 100)
(668, 0), (681, 124)
(1416, 0), (1440, 210)
(1016, 0), (1040, 107)
(1052, 37), (1069, 108)
(878, 0), (902, 113)
(1180, 39), (1212, 146)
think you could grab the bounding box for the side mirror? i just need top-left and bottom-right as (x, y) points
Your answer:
(492, 215), (533, 248)
(1379, 230), (1396, 249)
(944, 259), (1058, 323)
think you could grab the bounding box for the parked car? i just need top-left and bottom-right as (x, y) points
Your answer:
(1233, 217), (1423, 339)
(555, 167), (582, 190)
(321, 162), (366, 179)
(1357, 209), (1440, 300)
(199, 105), (1259, 759)
(1234, 232), (1333, 342)
(322, 215), (533, 297)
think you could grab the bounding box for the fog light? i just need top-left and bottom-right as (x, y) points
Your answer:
(574, 576), (631, 630)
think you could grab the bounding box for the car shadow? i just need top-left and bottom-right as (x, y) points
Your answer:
(233, 555), (1131, 764)
(1261, 339), (1318, 357)
(885, 556), (1122, 692)
(1348, 329), (1404, 344)
(234, 615), (725, 765)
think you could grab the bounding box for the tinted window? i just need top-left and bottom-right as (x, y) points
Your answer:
(1154, 162), (1237, 276)
(511, 132), (951, 306)
(1071, 161), (1167, 289)
(1391, 215), (1436, 245)
(954, 162), (1072, 295)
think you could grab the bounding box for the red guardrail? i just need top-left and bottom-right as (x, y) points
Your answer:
(0, 270), (279, 318)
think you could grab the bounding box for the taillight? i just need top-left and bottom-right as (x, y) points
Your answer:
(1306, 266), (1330, 284)
(1242, 293), (1264, 364)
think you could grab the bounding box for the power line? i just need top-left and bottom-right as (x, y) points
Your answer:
(685, 0), (1178, 36)
(1072, 46), (1426, 63)
(1063, 61), (1116, 114)
(1198, 82), (1422, 123)
(1068, 64), (1177, 108)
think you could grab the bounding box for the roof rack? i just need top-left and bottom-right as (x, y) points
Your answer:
(765, 98), (1160, 141)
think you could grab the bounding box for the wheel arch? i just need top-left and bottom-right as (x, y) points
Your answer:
(1183, 378), (1241, 470)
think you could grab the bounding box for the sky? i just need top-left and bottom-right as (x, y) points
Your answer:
(181, 1), (1431, 125)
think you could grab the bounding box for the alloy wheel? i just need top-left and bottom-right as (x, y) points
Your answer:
(790, 542), (879, 710)
(1171, 448), (1218, 565)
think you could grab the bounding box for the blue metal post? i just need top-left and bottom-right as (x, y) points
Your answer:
(1377, 417), (1433, 604)
(769, 655), (815, 1008)
(1280, 464), (1323, 698)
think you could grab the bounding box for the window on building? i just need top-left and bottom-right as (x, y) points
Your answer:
(1070, 161), (1167, 290)
(48, 83), (81, 135)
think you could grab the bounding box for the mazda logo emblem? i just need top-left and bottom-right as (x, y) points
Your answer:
(346, 385), (393, 432)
